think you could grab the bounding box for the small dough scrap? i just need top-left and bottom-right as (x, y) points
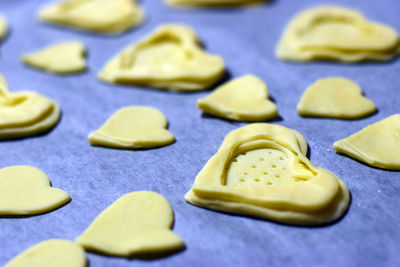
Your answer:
(276, 6), (400, 62)
(185, 123), (350, 225)
(0, 75), (60, 139)
(334, 114), (400, 170)
(166, 0), (267, 7)
(89, 106), (175, 149)
(39, 0), (144, 34)
(198, 75), (278, 121)
(297, 77), (376, 119)
(0, 15), (7, 40)
(0, 166), (70, 216)
(22, 42), (86, 74)
(76, 191), (184, 257)
(5, 239), (86, 267)
(99, 24), (225, 91)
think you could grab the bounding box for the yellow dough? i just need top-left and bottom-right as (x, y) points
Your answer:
(22, 42), (86, 74)
(76, 191), (184, 257)
(276, 6), (400, 62)
(198, 75), (278, 121)
(39, 0), (144, 34)
(0, 15), (7, 40)
(5, 239), (86, 267)
(334, 114), (400, 170)
(0, 166), (70, 216)
(297, 77), (376, 119)
(166, 0), (267, 7)
(0, 75), (60, 139)
(98, 24), (225, 91)
(89, 106), (175, 149)
(185, 123), (350, 225)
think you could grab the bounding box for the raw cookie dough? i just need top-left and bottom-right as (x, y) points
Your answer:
(166, 0), (267, 7)
(22, 42), (86, 74)
(0, 15), (7, 40)
(98, 24), (225, 91)
(185, 123), (350, 225)
(39, 0), (144, 34)
(333, 114), (400, 170)
(5, 239), (86, 267)
(0, 75), (60, 139)
(88, 106), (175, 149)
(0, 166), (70, 216)
(76, 191), (184, 257)
(198, 75), (278, 121)
(297, 77), (376, 119)
(276, 6), (400, 62)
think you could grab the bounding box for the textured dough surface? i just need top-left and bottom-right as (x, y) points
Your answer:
(276, 6), (400, 62)
(297, 77), (376, 119)
(39, 0), (144, 34)
(98, 24), (225, 91)
(0, 15), (7, 40)
(5, 239), (86, 267)
(0, 75), (60, 139)
(22, 42), (86, 74)
(166, 0), (267, 7)
(334, 114), (400, 170)
(185, 123), (350, 225)
(198, 75), (278, 121)
(76, 191), (184, 257)
(0, 166), (70, 215)
(89, 106), (175, 149)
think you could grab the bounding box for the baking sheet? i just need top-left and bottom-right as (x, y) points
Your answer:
(0, 0), (399, 266)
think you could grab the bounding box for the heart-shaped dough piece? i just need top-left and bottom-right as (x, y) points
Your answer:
(39, 0), (144, 34)
(334, 114), (400, 170)
(22, 42), (86, 74)
(297, 77), (376, 119)
(276, 6), (400, 62)
(186, 123), (350, 225)
(198, 75), (278, 121)
(89, 106), (175, 149)
(0, 75), (60, 140)
(0, 166), (70, 215)
(0, 15), (7, 40)
(5, 239), (86, 267)
(166, 0), (267, 7)
(98, 24), (225, 91)
(76, 191), (184, 257)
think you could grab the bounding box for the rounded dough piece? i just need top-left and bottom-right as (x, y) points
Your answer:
(0, 15), (7, 40)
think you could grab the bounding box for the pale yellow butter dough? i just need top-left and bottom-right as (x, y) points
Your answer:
(39, 0), (144, 34)
(5, 239), (86, 267)
(0, 166), (70, 216)
(22, 42), (86, 74)
(334, 114), (400, 170)
(98, 24), (225, 91)
(276, 6), (400, 62)
(0, 15), (7, 40)
(89, 106), (175, 149)
(166, 0), (267, 7)
(297, 77), (376, 119)
(76, 191), (184, 257)
(0, 75), (60, 139)
(185, 123), (350, 225)
(198, 75), (278, 121)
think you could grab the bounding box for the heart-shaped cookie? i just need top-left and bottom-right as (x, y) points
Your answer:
(76, 191), (184, 257)
(198, 75), (278, 121)
(5, 239), (86, 267)
(276, 6), (400, 62)
(22, 42), (86, 74)
(297, 77), (376, 119)
(39, 0), (144, 34)
(88, 106), (175, 149)
(98, 24), (225, 91)
(0, 75), (60, 139)
(0, 166), (70, 215)
(334, 114), (400, 170)
(185, 123), (350, 225)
